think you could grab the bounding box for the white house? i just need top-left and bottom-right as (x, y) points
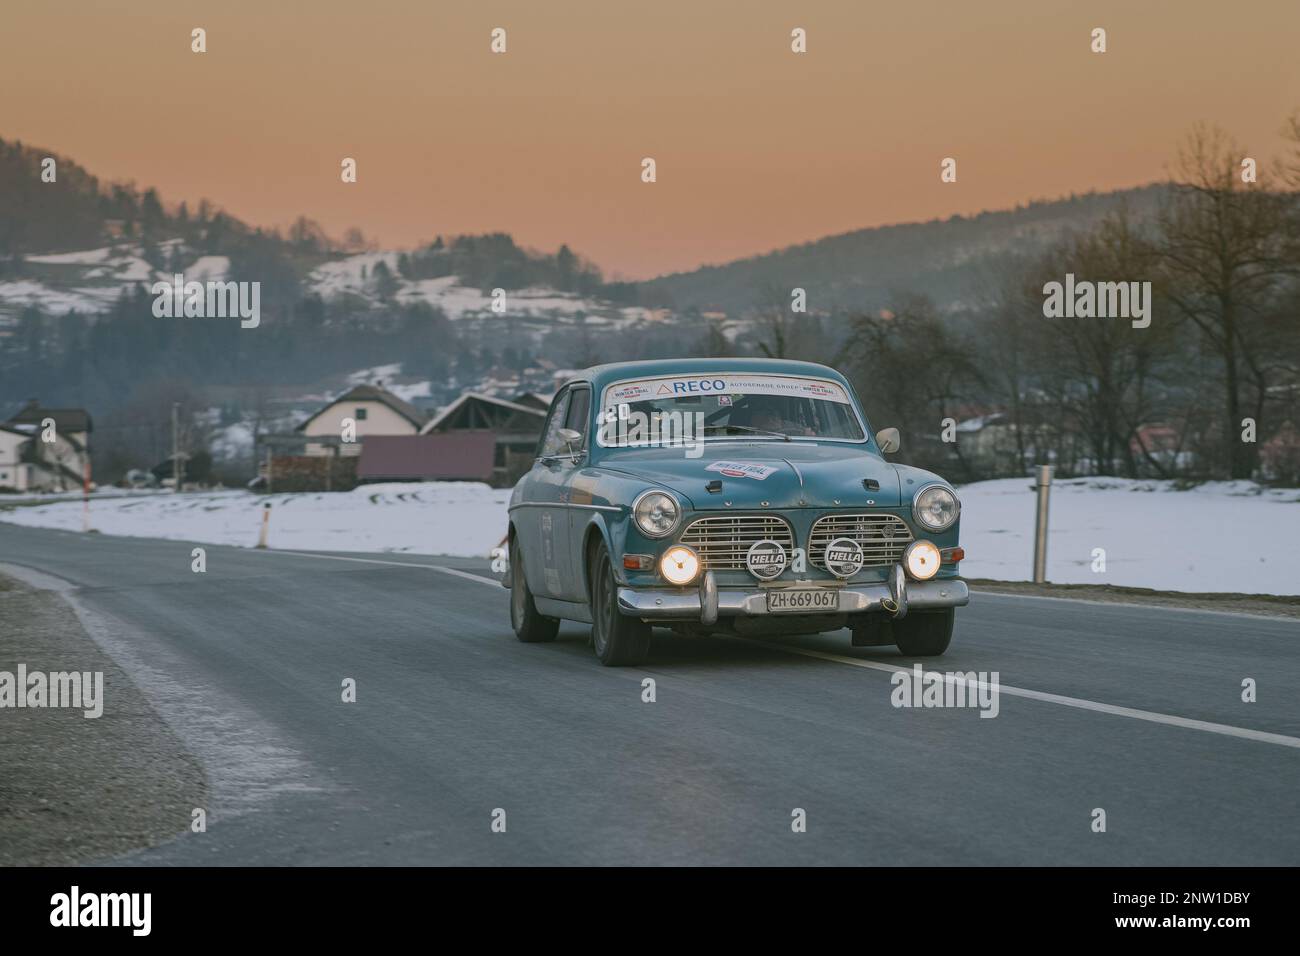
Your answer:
(0, 426), (35, 491)
(0, 401), (93, 492)
(295, 384), (429, 457)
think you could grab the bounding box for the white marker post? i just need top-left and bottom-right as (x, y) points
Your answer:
(1032, 465), (1052, 583)
(82, 459), (91, 533)
(257, 502), (271, 549)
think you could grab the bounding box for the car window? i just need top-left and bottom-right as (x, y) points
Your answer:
(562, 387), (591, 448)
(537, 390), (572, 458)
(598, 373), (866, 445)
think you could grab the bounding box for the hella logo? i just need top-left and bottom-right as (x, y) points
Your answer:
(824, 537), (865, 578)
(746, 540), (788, 580)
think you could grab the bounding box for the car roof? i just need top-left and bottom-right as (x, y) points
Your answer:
(565, 358), (853, 394)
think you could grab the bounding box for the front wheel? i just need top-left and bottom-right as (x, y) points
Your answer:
(589, 542), (651, 666)
(892, 609), (954, 657)
(510, 538), (559, 643)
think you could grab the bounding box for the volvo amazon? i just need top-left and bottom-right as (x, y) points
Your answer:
(504, 359), (969, 666)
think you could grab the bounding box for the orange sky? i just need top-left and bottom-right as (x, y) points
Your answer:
(3, 0), (1298, 279)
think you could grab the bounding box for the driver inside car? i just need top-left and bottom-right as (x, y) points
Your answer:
(739, 400), (815, 436)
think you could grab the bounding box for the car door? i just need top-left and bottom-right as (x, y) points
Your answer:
(523, 387), (576, 600)
(555, 385), (593, 602)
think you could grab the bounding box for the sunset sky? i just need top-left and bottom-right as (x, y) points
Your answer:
(3, 0), (1298, 279)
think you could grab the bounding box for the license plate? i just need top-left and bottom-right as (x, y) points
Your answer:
(766, 588), (839, 613)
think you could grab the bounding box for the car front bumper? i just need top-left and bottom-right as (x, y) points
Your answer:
(616, 566), (969, 625)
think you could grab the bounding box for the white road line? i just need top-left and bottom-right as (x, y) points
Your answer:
(257, 548), (503, 587)
(972, 588), (1300, 624)
(259, 548), (1300, 749)
(733, 638), (1300, 750)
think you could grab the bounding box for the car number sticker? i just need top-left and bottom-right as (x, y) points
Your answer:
(706, 460), (778, 480)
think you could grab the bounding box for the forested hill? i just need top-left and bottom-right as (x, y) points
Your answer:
(637, 185), (1168, 314)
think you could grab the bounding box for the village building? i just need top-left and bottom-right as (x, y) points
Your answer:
(0, 400), (93, 492)
(295, 383), (429, 456)
(418, 392), (547, 486)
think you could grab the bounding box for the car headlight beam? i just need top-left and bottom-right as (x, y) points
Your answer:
(904, 540), (941, 581)
(913, 484), (959, 532)
(633, 490), (681, 538)
(660, 545), (701, 585)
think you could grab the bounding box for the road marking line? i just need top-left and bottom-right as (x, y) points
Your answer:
(972, 589), (1300, 624)
(259, 548), (1300, 749)
(732, 637), (1300, 750)
(257, 549), (502, 588)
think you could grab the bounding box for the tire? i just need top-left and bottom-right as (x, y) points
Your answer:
(589, 541), (652, 666)
(510, 538), (559, 643)
(892, 609), (954, 657)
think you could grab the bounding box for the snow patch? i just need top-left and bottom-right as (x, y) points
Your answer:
(957, 477), (1300, 595)
(0, 482), (510, 558)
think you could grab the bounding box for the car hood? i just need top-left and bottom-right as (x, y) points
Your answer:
(597, 442), (903, 509)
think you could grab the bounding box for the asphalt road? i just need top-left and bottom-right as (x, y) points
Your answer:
(2, 521), (1297, 865)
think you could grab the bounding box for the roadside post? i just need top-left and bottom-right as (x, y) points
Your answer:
(1032, 464), (1052, 583)
(257, 502), (271, 549)
(82, 459), (91, 533)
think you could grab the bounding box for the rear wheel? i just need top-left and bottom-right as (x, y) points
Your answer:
(510, 538), (559, 643)
(589, 542), (651, 666)
(892, 609), (954, 657)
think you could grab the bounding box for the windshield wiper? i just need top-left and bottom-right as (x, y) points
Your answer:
(702, 424), (791, 441)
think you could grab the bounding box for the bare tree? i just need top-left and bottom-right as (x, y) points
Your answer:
(1153, 123), (1298, 478)
(1031, 208), (1181, 476)
(837, 294), (981, 475)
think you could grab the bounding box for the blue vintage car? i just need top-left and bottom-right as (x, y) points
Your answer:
(505, 358), (969, 665)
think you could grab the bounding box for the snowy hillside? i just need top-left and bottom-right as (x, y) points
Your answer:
(0, 238), (656, 330)
(306, 251), (659, 326)
(0, 239), (227, 321)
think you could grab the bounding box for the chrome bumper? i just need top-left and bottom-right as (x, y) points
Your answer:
(616, 567), (969, 624)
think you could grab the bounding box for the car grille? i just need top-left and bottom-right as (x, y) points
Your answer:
(808, 513), (913, 570)
(679, 515), (796, 571)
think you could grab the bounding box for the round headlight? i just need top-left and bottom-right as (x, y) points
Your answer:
(633, 490), (680, 538)
(904, 540), (941, 581)
(660, 545), (701, 585)
(913, 485), (959, 532)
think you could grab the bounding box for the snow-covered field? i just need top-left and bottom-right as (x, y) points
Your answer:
(0, 483), (511, 558)
(2, 477), (1297, 594)
(957, 478), (1300, 595)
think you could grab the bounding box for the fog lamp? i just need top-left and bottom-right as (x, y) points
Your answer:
(904, 540), (941, 581)
(660, 545), (701, 585)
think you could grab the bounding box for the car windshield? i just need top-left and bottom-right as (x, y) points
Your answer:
(597, 373), (865, 447)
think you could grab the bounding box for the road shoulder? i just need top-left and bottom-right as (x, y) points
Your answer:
(0, 570), (208, 865)
(968, 578), (1300, 621)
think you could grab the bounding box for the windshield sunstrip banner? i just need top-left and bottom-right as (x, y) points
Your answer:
(604, 374), (851, 406)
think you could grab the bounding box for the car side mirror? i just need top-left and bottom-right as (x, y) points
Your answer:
(558, 428), (583, 455)
(875, 427), (901, 454)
